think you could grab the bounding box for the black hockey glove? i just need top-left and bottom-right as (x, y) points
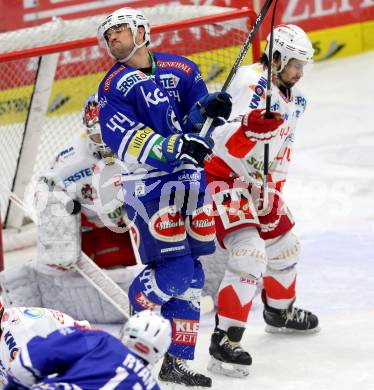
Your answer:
(162, 133), (214, 167)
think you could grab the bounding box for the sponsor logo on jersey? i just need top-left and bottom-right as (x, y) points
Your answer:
(185, 205), (215, 242)
(98, 95), (107, 109)
(149, 205), (187, 243)
(140, 86), (169, 108)
(117, 70), (148, 96)
(159, 73), (181, 101)
(81, 183), (96, 201)
(55, 146), (74, 163)
(22, 307), (45, 319)
(240, 276), (258, 285)
(135, 292), (160, 310)
(249, 76), (267, 109)
(213, 188), (259, 229)
(173, 319), (199, 345)
(166, 106), (182, 132)
(104, 65), (125, 93)
(48, 309), (66, 325)
(160, 245), (185, 253)
(159, 73), (180, 89)
(194, 72), (203, 83)
(295, 95), (306, 108)
(246, 156), (266, 172)
(4, 331), (19, 361)
(157, 60), (192, 75)
(178, 172), (200, 181)
(63, 167), (93, 187)
(127, 127), (155, 158)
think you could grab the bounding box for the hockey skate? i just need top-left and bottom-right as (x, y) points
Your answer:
(207, 327), (252, 378)
(263, 303), (319, 333)
(158, 353), (212, 387)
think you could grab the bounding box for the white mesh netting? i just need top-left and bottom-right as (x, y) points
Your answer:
(0, 5), (257, 249)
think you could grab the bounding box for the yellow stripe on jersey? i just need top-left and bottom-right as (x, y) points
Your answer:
(167, 135), (178, 154)
(127, 127), (155, 158)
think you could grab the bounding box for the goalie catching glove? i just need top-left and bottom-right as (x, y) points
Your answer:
(162, 133), (214, 167)
(242, 109), (284, 141)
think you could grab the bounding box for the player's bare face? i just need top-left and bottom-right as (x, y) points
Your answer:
(106, 24), (135, 60)
(278, 59), (306, 88)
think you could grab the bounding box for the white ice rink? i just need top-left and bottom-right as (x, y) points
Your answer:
(4, 51), (374, 389)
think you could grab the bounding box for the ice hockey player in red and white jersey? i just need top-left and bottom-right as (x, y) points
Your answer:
(0, 297), (90, 387)
(202, 25), (320, 377)
(0, 95), (140, 323)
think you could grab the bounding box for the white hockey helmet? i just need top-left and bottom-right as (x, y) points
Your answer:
(265, 24), (314, 72)
(83, 94), (112, 158)
(98, 7), (150, 62)
(120, 310), (171, 365)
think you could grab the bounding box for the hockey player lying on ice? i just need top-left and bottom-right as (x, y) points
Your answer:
(200, 24), (320, 378)
(0, 297), (90, 387)
(5, 310), (171, 390)
(0, 95), (140, 324)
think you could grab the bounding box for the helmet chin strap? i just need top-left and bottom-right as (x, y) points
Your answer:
(118, 37), (147, 63)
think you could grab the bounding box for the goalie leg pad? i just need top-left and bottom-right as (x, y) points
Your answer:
(216, 227), (267, 329)
(263, 231), (300, 309)
(0, 262), (43, 307)
(35, 263), (142, 323)
(37, 194), (81, 268)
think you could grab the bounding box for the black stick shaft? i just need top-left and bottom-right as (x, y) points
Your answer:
(221, 0), (274, 92)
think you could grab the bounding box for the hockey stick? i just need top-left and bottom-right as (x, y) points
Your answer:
(262, 0), (279, 211)
(200, 0), (275, 137)
(0, 182), (130, 319)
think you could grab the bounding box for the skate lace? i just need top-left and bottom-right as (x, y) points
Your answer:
(286, 306), (310, 324)
(175, 359), (199, 377)
(221, 336), (245, 354)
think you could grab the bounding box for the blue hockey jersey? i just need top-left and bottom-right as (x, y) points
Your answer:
(97, 52), (209, 200)
(6, 327), (160, 390)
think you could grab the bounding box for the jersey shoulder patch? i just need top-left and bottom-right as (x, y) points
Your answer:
(102, 64), (126, 93)
(155, 52), (196, 76)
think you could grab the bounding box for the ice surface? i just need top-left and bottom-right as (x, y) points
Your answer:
(4, 51), (374, 389)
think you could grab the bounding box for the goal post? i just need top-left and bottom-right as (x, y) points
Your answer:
(0, 5), (259, 249)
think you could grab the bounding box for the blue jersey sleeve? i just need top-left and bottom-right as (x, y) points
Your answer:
(23, 327), (93, 376)
(98, 65), (184, 172)
(153, 53), (208, 132)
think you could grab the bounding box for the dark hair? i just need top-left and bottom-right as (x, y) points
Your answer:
(260, 51), (281, 67)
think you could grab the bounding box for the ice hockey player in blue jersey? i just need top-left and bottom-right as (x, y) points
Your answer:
(97, 7), (232, 388)
(5, 310), (171, 390)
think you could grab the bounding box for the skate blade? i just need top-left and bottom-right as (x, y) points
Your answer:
(265, 324), (321, 334)
(160, 382), (209, 389)
(207, 356), (249, 378)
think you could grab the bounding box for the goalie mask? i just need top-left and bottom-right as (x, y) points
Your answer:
(265, 24), (314, 72)
(98, 7), (151, 62)
(120, 310), (171, 365)
(83, 94), (113, 160)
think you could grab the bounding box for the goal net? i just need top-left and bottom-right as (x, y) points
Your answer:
(0, 5), (259, 253)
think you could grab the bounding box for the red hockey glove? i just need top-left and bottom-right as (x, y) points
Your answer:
(242, 109), (284, 141)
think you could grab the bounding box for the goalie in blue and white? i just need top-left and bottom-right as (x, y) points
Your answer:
(97, 7), (232, 388)
(5, 310), (171, 390)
